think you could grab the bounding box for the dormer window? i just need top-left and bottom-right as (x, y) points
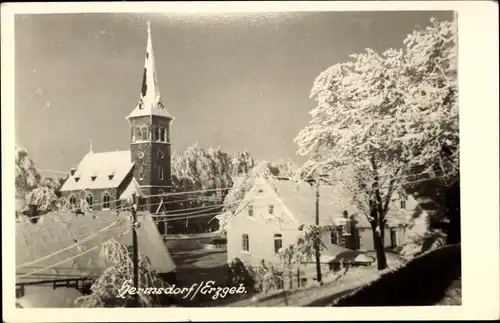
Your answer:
(108, 173), (115, 180)
(400, 199), (406, 209)
(268, 205), (274, 215)
(91, 176), (97, 181)
(74, 176), (80, 182)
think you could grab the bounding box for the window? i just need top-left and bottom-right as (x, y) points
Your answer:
(159, 166), (164, 180)
(156, 127), (161, 141)
(344, 220), (351, 235)
(242, 234), (250, 251)
(102, 192), (111, 209)
(135, 127), (142, 141)
(131, 127), (135, 142)
(400, 199), (406, 209)
(158, 151), (164, 160)
(139, 167), (144, 180)
(85, 192), (93, 208)
(248, 205), (254, 216)
(268, 205), (274, 215)
(69, 195), (77, 207)
(160, 127), (166, 142)
(141, 127), (148, 141)
(274, 233), (282, 253)
(330, 230), (338, 244)
(152, 126), (157, 141)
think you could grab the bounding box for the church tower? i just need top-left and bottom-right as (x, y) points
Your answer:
(126, 21), (173, 213)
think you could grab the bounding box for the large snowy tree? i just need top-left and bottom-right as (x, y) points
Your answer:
(295, 18), (458, 270)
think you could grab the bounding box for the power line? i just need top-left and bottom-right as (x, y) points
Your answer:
(18, 218), (121, 245)
(17, 218), (125, 269)
(16, 227), (131, 280)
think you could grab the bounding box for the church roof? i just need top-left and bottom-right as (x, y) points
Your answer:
(60, 150), (133, 191)
(126, 21), (173, 120)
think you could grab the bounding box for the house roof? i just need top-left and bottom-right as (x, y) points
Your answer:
(16, 210), (176, 284)
(240, 176), (408, 228)
(17, 286), (82, 308)
(268, 179), (357, 226)
(60, 150), (134, 191)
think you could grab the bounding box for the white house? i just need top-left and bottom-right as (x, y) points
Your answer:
(226, 176), (412, 271)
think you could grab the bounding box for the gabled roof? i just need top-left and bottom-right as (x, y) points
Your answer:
(267, 178), (354, 226)
(236, 176), (408, 227)
(16, 211), (176, 284)
(126, 21), (173, 120)
(60, 150), (134, 191)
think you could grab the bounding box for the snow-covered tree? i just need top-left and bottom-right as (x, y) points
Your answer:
(15, 146), (41, 199)
(295, 18), (458, 270)
(75, 239), (167, 307)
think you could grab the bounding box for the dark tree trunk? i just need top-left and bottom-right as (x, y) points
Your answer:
(371, 223), (388, 270)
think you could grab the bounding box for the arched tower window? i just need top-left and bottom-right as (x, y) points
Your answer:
(141, 127), (148, 141)
(156, 127), (160, 141)
(159, 166), (164, 180)
(131, 127), (135, 142)
(135, 127), (142, 141)
(159, 127), (166, 142)
(102, 192), (111, 209)
(152, 126), (157, 141)
(158, 150), (164, 160)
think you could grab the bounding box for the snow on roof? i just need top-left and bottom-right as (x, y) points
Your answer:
(60, 150), (133, 191)
(246, 177), (407, 228)
(16, 210), (176, 284)
(269, 179), (353, 226)
(119, 177), (144, 200)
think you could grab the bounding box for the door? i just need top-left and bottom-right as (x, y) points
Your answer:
(390, 229), (397, 248)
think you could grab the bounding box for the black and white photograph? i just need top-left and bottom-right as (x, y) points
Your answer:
(2, 1), (499, 321)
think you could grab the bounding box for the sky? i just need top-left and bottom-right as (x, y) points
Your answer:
(15, 11), (453, 173)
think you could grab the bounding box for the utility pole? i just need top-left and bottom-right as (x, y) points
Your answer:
(131, 193), (139, 307)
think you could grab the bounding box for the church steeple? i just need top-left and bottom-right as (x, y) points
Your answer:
(127, 20), (173, 219)
(126, 21), (172, 120)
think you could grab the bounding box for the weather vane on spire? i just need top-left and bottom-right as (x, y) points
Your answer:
(89, 139), (93, 153)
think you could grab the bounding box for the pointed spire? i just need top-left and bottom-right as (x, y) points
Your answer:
(127, 21), (172, 120)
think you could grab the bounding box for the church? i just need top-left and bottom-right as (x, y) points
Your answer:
(60, 22), (173, 218)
